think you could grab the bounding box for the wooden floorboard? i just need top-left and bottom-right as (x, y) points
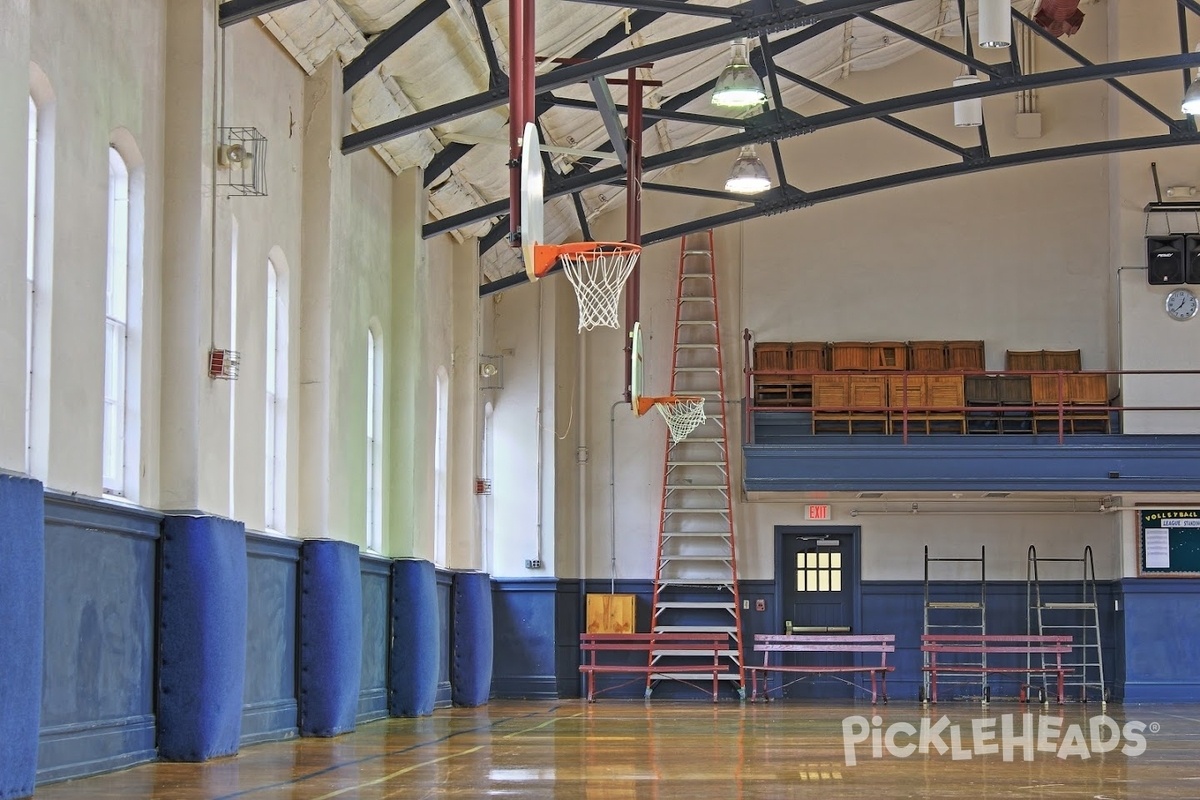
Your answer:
(31, 700), (1200, 798)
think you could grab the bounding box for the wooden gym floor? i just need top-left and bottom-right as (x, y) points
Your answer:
(32, 700), (1200, 799)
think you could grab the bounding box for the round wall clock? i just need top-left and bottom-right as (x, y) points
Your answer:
(1166, 288), (1199, 321)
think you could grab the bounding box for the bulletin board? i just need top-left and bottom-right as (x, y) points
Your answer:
(1139, 510), (1200, 576)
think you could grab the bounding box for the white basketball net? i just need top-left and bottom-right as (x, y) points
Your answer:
(560, 247), (640, 331)
(654, 397), (706, 443)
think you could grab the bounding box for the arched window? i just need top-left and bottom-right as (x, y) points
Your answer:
(434, 366), (450, 566)
(366, 328), (383, 552)
(102, 136), (144, 500)
(25, 96), (37, 474)
(265, 256), (288, 532)
(103, 147), (131, 495)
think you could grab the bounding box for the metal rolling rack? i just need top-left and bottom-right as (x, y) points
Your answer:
(1026, 545), (1106, 706)
(921, 545), (988, 702)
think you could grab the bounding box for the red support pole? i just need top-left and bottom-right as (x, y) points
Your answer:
(508, 0), (534, 245)
(623, 70), (644, 403)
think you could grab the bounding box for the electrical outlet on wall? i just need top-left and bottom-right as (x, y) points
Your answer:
(525, 559), (542, 569)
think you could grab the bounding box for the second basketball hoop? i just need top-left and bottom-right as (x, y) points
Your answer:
(630, 322), (706, 443)
(519, 122), (639, 332)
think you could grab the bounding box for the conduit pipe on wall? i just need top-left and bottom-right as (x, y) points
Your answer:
(578, 328), (588, 585)
(534, 280), (544, 566)
(850, 503), (1105, 517)
(609, 401), (623, 593)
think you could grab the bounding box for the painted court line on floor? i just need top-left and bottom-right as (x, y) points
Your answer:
(309, 746), (486, 800)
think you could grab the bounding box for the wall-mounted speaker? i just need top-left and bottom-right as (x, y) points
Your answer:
(1186, 235), (1200, 284)
(1146, 235), (1185, 285)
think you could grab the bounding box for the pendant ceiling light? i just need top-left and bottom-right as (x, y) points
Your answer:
(1184, 46), (1200, 115)
(978, 0), (1011, 48)
(724, 145), (771, 194)
(711, 38), (767, 109)
(953, 69), (983, 127)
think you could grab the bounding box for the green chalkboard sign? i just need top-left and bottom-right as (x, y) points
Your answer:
(1140, 510), (1200, 576)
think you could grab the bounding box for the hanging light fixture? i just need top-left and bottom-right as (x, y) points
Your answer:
(977, 0), (1012, 48)
(711, 38), (767, 109)
(953, 68), (982, 127)
(724, 145), (771, 194)
(1183, 46), (1200, 115)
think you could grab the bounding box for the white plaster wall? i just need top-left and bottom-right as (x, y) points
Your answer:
(0, 0), (30, 472)
(1110, 1), (1200, 434)
(27, 0), (166, 502)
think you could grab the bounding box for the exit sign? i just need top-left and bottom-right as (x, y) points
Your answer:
(806, 504), (831, 521)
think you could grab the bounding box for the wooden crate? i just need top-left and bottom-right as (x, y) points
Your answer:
(586, 594), (637, 634)
(1042, 349), (1082, 372)
(830, 342), (871, 371)
(947, 340), (985, 371)
(908, 341), (949, 371)
(870, 342), (907, 371)
(753, 342), (792, 406)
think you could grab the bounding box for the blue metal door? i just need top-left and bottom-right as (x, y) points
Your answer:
(778, 530), (858, 699)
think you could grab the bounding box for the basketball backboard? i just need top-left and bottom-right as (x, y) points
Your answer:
(520, 121), (544, 282)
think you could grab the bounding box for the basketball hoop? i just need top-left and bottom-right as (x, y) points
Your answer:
(532, 241), (641, 332)
(635, 396), (707, 443)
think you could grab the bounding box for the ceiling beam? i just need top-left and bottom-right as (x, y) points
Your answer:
(344, 0), (450, 90)
(855, 10), (1006, 78)
(478, 131), (1200, 294)
(430, 52), (1200, 237)
(774, 65), (964, 157)
(343, 0), (908, 153)
(550, 94), (747, 129)
(641, 132), (1200, 246)
(218, 0), (307, 27)
(566, 0), (747, 20)
(1013, 12), (1178, 132)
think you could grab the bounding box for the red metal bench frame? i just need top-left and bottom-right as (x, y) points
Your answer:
(747, 633), (895, 703)
(578, 632), (730, 702)
(920, 633), (1072, 704)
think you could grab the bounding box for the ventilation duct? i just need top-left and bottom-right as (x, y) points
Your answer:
(1033, 0), (1084, 38)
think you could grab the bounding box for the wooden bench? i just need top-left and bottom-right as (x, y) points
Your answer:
(579, 632), (730, 702)
(747, 634), (895, 703)
(921, 633), (1072, 705)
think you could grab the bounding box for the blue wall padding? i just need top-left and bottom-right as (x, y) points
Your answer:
(452, 571), (494, 707)
(158, 515), (248, 761)
(0, 475), (43, 800)
(389, 559), (439, 716)
(299, 539), (363, 736)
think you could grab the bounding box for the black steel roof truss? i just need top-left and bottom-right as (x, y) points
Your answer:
(855, 10), (1006, 78)
(566, 0), (748, 20)
(471, 0), (508, 93)
(218, 0), (308, 27)
(431, 52), (1200, 238)
(344, 0), (910, 153)
(344, 0), (450, 90)
(772, 65), (964, 157)
(1012, 11), (1178, 132)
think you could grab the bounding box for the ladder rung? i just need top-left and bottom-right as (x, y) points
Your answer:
(1040, 603), (1098, 610)
(667, 461), (727, 466)
(664, 509), (728, 515)
(677, 321), (715, 325)
(657, 578), (734, 586)
(655, 602), (736, 610)
(654, 625), (737, 633)
(927, 602), (983, 609)
(682, 250), (712, 256)
(662, 557), (731, 564)
(679, 297), (715, 302)
(666, 484), (727, 489)
(649, 673), (743, 683)
(662, 531), (732, 538)
(676, 344), (718, 349)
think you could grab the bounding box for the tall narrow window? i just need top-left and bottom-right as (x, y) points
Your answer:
(103, 148), (130, 495)
(366, 329), (383, 552)
(434, 367), (449, 566)
(265, 257), (288, 531)
(228, 217), (239, 516)
(25, 97), (37, 474)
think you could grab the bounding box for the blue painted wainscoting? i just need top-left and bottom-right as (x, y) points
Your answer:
(436, 569), (453, 708)
(241, 533), (300, 745)
(1117, 578), (1200, 702)
(38, 494), (161, 783)
(862, 581), (1117, 703)
(491, 578), (561, 699)
(359, 554), (391, 723)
